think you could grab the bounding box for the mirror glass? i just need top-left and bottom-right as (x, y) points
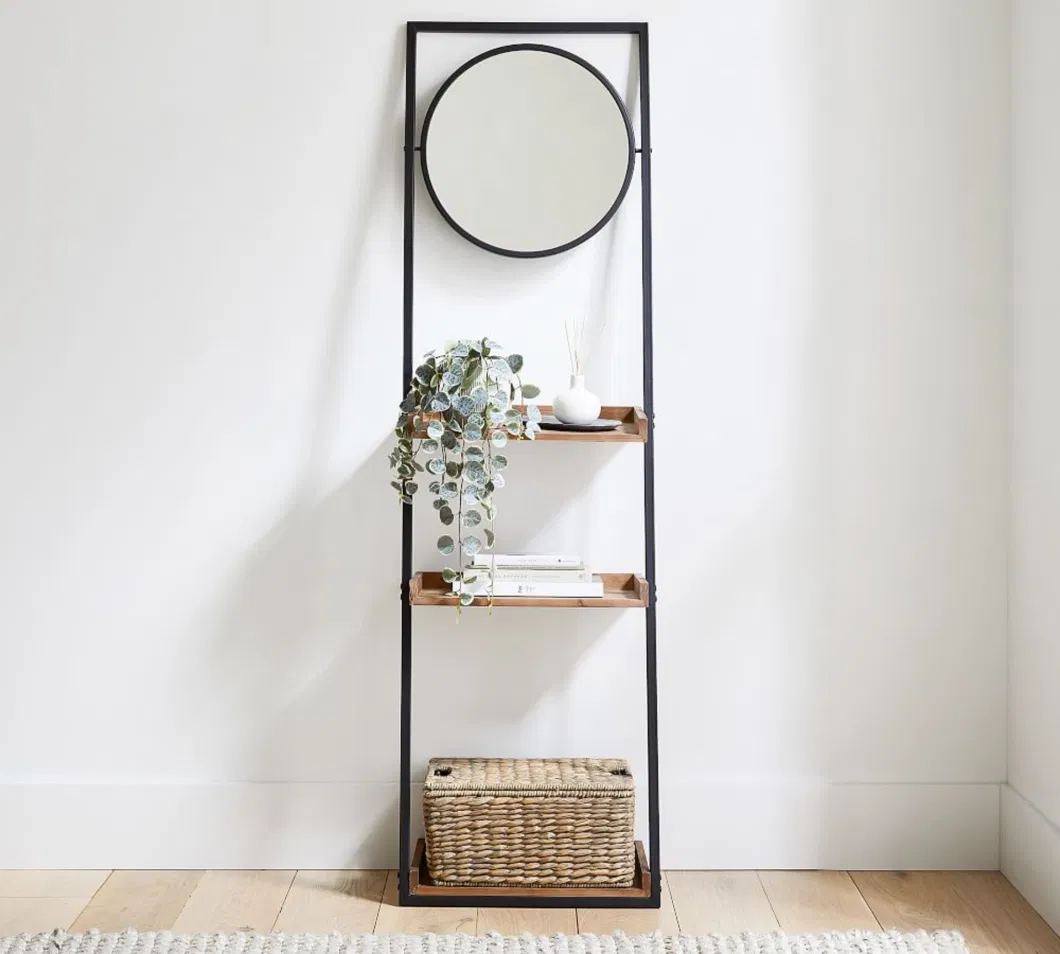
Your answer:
(421, 44), (635, 258)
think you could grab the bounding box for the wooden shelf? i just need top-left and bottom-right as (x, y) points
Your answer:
(409, 838), (652, 900)
(410, 572), (649, 607)
(411, 406), (647, 443)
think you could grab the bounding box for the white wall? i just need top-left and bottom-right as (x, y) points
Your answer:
(0, 0), (1009, 869)
(1003, 0), (1060, 932)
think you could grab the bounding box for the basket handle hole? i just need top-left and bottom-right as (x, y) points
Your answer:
(610, 768), (631, 777)
(434, 767), (452, 777)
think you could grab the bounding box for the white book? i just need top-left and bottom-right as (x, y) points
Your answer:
(489, 567), (594, 583)
(471, 553), (582, 568)
(456, 578), (604, 599)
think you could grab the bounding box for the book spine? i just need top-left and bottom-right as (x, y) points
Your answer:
(471, 554), (582, 568)
(489, 568), (594, 583)
(458, 580), (604, 598)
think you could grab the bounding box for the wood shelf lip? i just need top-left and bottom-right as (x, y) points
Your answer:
(408, 838), (652, 900)
(411, 405), (648, 443)
(409, 572), (649, 607)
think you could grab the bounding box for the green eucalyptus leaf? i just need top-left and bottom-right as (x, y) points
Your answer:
(439, 505), (454, 525)
(526, 404), (542, 423)
(464, 423), (483, 442)
(442, 371), (461, 392)
(521, 383), (541, 399)
(490, 390), (510, 411)
(484, 338), (502, 350)
(440, 482), (458, 499)
(465, 446), (485, 462)
(525, 426), (536, 440)
(463, 535), (482, 555)
(488, 407), (506, 424)
(426, 458), (446, 475)
(421, 438), (439, 454)
(491, 430), (508, 448)
(441, 567), (458, 583)
(465, 462), (487, 485)
(490, 473), (504, 489)
(459, 592), (475, 607)
(429, 392), (451, 412)
(428, 480), (441, 494)
(441, 431), (458, 451)
(507, 354), (524, 373)
(492, 454), (508, 470)
(462, 573), (478, 585)
(415, 364), (434, 384)
(427, 420), (444, 439)
(446, 461), (462, 478)
(437, 535), (455, 555)
(470, 386), (488, 409)
(397, 462), (414, 478)
(485, 528), (495, 548)
(433, 498), (445, 511)
(504, 408), (521, 421)
(390, 480), (402, 492)
(467, 412), (485, 428)
(399, 395), (416, 413)
(463, 509), (482, 527)
(406, 482), (419, 494)
(506, 421), (522, 436)
(412, 460), (424, 472)
(450, 343), (470, 358)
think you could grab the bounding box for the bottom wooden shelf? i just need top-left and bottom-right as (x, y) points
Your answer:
(408, 838), (652, 900)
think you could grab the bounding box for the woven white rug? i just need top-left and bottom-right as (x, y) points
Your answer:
(0, 931), (968, 954)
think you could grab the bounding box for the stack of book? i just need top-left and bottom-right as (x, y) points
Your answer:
(457, 553), (603, 599)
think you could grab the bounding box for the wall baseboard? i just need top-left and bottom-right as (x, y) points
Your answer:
(0, 780), (1000, 870)
(1001, 784), (1060, 934)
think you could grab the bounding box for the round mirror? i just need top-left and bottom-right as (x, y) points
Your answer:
(421, 44), (635, 258)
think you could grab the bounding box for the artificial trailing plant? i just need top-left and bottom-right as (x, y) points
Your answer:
(389, 338), (542, 607)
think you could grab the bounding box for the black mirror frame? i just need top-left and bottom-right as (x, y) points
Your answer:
(419, 42), (636, 259)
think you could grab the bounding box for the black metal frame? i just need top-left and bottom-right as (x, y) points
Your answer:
(420, 42), (636, 259)
(400, 20), (658, 909)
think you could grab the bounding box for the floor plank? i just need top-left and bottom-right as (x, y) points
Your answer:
(274, 871), (388, 934)
(477, 907), (578, 936)
(375, 871), (476, 935)
(70, 870), (204, 932)
(172, 870), (295, 933)
(852, 872), (1060, 954)
(667, 871), (779, 935)
(0, 871), (111, 899)
(577, 873), (680, 935)
(759, 871), (881, 933)
(0, 897), (91, 934)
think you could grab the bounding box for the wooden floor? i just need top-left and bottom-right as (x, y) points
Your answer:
(0, 871), (1057, 953)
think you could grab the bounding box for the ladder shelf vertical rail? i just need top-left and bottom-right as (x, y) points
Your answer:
(399, 21), (417, 906)
(636, 22), (661, 908)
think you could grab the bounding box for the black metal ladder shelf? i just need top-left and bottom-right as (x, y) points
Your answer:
(398, 20), (658, 909)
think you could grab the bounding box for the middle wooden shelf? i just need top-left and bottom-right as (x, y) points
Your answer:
(409, 572), (649, 607)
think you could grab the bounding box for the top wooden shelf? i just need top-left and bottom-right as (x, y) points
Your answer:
(412, 406), (647, 443)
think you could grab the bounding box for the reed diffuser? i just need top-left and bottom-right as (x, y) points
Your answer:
(552, 317), (602, 425)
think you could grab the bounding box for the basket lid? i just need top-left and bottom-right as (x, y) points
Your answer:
(424, 757), (634, 795)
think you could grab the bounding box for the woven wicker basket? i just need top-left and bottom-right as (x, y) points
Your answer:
(422, 757), (635, 888)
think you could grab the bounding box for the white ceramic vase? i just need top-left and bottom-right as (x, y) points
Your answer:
(552, 374), (602, 425)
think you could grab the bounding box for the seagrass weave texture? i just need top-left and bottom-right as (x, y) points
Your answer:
(423, 757), (635, 887)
